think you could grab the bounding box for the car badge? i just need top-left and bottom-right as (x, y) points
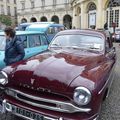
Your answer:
(31, 79), (35, 85)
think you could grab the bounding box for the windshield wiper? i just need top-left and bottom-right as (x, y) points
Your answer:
(89, 47), (100, 50)
(61, 46), (82, 49)
(50, 44), (62, 48)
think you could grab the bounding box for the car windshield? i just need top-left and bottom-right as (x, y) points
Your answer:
(0, 36), (6, 51)
(50, 34), (104, 52)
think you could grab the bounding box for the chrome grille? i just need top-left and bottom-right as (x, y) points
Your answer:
(5, 88), (91, 113)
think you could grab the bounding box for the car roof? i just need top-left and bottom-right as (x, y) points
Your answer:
(27, 23), (64, 28)
(0, 31), (44, 35)
(20, 22), (54, 25)
(56, 29), (106, 39)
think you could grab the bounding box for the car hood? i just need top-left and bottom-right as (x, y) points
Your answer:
(4, 50), (105, 94)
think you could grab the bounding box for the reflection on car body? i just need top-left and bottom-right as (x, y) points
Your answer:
(0, 30), (116, 120)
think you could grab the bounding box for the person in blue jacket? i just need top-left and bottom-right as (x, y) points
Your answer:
(4, 27), (25, 66)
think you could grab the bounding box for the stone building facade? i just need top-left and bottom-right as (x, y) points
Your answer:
(72, 0), (120, 32)
(17, 0), (73, 29)
(0, 0), (17, 27)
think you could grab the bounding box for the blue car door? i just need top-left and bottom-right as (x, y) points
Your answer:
(40, 34), (49, 50)
(24, 34), (48, 59)
(19, 35), (31, 59)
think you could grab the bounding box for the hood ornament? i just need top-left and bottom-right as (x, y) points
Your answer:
(31, 78), (35, 85)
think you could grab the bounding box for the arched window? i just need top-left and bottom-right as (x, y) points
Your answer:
(88, 3), (96, 11)
(108, 0), (120, 8)
(41, 16), (47, 22)
(63, 14), (72, 29)
(76, 7), (81, 16)
(87, 2), (97, 28)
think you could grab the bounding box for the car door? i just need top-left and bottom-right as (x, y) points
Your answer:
(18, 35), (31, 59)
(25, 34), (48, 59)
(40, 34), (49, 51)
(105, 37), (116, 96)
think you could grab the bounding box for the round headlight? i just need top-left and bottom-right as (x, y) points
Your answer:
(73, 87), (91, 106)
(0, 71), (8, 85)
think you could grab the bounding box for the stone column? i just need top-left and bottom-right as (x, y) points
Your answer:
(96, 0), (104, 29)
(81, 3), (85, 29)
(72, 6), (77, 28)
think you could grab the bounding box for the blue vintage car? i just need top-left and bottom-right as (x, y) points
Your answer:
(0, 31), (49, 69)
(26, 23), (66, 41)
(18, 22), (55, 31)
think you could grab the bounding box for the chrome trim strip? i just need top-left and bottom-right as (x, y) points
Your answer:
(6, 89), (91, 113)
(98, 62), (116, 94)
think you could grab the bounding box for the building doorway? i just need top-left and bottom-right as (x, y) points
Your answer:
(41, 16), (48, 22)
(51, 15), (59, 23)
(63, 14), (72, 29)
(30, 17), (37, 22)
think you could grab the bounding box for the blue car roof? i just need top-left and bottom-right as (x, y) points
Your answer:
(0, 31), (44, 35)
(19, 22), (55, 25)
(26, 23), (64, 31)
(27, 23), (64, 28)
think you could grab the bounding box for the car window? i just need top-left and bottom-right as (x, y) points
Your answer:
(47, 27), (55, 34)
(0, 36), (6, 51)
(18, 35), (27, 48)
(58, 27), (65, 32)
(40, 35), (48, 45)
(54, 27), (58, 33)
(28, 35), (41, 48)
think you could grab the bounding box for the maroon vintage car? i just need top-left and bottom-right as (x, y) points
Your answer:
(0, 30), (116, 120)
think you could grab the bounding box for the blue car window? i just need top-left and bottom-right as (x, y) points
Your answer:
(54, 27), (58, 33)
(40, 35), (48, 45)
(0, 36), (6, 50)
(28, 35), (41, 48)
(47, 27), (55, 34)
(18, 35), (27, 48)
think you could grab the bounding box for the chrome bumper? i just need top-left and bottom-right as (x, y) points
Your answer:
(1, 99), (63, 120)
(0, 99), (98, 120)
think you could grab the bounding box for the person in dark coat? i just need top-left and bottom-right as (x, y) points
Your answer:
(4, 27), (25, 66)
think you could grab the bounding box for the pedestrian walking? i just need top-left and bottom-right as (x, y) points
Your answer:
(4, 27), (25, 65)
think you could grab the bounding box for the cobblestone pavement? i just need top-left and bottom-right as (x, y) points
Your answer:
(99, 43), (120, 120)
(0, 43), (120, 120)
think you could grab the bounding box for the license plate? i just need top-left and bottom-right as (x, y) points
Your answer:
(10, 105), (44, 120)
